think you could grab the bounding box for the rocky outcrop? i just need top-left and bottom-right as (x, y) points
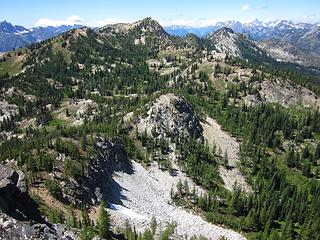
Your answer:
(0, 164), (42, 222)
(0, 212), (78, 240)
(137, 93), (203, 141)
(207, 28), (242, 57)
(0, 100), (18, 122)
(69, 138), (132, 207)
(243, 79), (320, 108)
(0, 164), (26, 193)
(206, 27), (264, 60)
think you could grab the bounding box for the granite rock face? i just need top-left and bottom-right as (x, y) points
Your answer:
(243, 79), (320, 108)
(137, 93), (203, 141)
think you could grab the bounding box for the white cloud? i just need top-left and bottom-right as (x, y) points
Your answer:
(241, 4), (250, 11)
(159, 18), (220, 27)
(241, 4), (268, 12)
(67, 15), (85, 23)
(256, 5), (268, 10)
(96, 18), (124, 27)
(35, 15), (86, 27)
(34, 15), (131, 28)
(297, 14), (320, 23)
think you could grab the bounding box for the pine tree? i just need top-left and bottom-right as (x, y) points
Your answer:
(315, 144), (320, 160)
(223, 150), (228, 167)
(67, 207), (77, 228)
(150, 216), (157, 235)
(81, 207), (90, 227)
(281, 218), (294, 240)
(183, 179), (189, 196)
(177, 179), (183, 195)
(142, 229), (154, 240)
(97, 201), (110, 238)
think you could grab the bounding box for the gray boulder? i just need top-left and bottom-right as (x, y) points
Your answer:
(0, 164), (42, 222)
(0, 212), (78, 240)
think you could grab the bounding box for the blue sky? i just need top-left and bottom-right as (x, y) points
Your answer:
(2, 0), (320, 27)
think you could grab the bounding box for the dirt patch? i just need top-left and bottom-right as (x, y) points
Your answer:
(30, 186), (84, 219)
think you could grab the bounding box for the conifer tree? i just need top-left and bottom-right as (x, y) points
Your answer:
(97, 201), (110, 238)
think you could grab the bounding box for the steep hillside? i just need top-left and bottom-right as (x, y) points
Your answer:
(207, 28), (242, 57)
(206, 27), (268, 62)
(259, 40), (307, 65)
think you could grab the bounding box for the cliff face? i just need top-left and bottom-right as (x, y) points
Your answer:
(0, 139), (131, 239)
(69, 138), (132, 206)
(137, 93), (203, 141)
(0, 139), (131, 212)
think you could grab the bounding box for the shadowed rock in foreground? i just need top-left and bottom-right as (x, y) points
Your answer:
(0, 164), (43, 222)
(0, 164), (79, 239)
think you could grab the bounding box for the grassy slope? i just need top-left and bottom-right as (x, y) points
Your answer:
(0, 52), (23, 75)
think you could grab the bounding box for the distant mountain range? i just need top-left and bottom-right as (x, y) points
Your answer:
(0, 20), (82, 52)
(165, 20), (320, 67)
(1, 19), (320, 67)
(164, 19), (319, 39)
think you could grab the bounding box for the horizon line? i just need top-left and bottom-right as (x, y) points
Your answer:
(1, 17), (319, 29)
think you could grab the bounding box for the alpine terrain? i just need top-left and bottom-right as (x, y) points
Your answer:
(0, 4), (320, 240)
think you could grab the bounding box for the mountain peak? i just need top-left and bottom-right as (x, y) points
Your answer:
(215, 27), (235, 35)
(98, 17), (171, 47)
(206, 27), (241, 57)
(249, 19), (264, 27)
(100, 17), (164, 34)
(141, 17), (157, 24)
(0, 20), (16, 33)
(137, 17), (164, 31)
